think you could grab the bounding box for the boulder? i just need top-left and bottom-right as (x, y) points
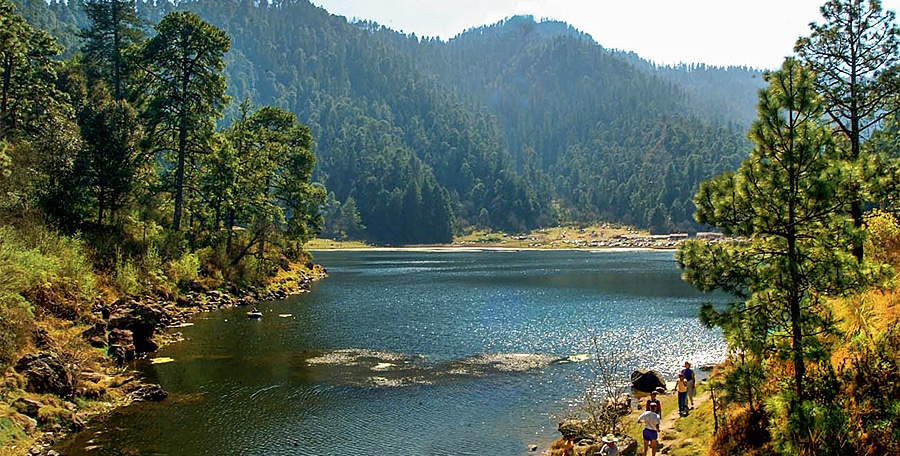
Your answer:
(108, 329), (135, 364)
(611, 435), (639, 456)
(605, 392), (633, 415)
(130, 383), (168, 402)
(80, 321), (108, 348)
(631, 369), (666, 394)
(13, 397), (42, 417)
(9, 412), (37, 434)
(14, 352), (77, 397)
(108, 301), (166, 353)
(557, 419), (593, 440)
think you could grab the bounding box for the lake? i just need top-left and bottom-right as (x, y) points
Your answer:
(54, 248), (725, 456)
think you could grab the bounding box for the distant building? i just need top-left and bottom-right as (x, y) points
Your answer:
(696, 232), (725, 240)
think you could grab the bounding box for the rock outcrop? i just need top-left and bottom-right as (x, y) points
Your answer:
(14, 352), (77, 398)
(108, 328), (135, 364)
(128, 383), (168, 402)
(631, 369), (666, 393)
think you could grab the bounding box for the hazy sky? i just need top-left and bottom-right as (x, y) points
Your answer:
(312, 0), (900, 69)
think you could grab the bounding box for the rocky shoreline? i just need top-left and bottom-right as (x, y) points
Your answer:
(10, 264), (326, 456)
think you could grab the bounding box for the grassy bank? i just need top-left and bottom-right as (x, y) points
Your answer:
(312, 224), (651, 250)
(0, 220), (325, 455)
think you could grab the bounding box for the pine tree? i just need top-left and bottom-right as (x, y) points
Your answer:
(795, 0), (900, 260)
(676, 59), (882, 452)
(79, 0), (143, 100)
(138, 11), (230, 231)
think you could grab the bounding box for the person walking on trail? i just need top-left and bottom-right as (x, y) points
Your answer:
(637, 402), (661, 456)
(682, 361), (696, 408)
(645, 389), (662, 417)
(673, 372), (689, 416)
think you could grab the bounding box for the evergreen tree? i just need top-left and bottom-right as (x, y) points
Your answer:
(0, 0), (62, 139)
(137, 11), (229, 231)
(796, 0), (900, 260)
(79, 87), (143, 225)
(79, 0), (144, 100)
(676, 59), (881, 452)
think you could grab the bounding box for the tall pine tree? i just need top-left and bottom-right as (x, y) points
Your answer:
(138, 11), (229, 231)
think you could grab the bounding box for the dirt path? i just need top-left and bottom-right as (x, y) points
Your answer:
(659, 391), (710, 432)
(654, 390), (711, 453)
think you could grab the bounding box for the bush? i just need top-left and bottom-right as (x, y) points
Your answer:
(165, 252), (200, 289)
(709, 408), (772, 456)
(1, 224), (98, 320)
(0, 302), (33, 369)
(113, 249), (141, 296)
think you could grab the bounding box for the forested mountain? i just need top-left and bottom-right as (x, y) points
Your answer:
(13, 0), (765, 242)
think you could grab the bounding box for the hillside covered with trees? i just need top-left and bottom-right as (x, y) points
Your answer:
(10, 0), (900, 455)
(11, 0), (765, 244)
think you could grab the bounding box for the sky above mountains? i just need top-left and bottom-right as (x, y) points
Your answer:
(313, 0), (900, 69)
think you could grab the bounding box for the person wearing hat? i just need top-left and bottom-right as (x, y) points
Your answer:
(598, 433), (620, 456)
(673, 372), (689, 416)
(637, 402), (661, 456)
(645, 389), (662, 417)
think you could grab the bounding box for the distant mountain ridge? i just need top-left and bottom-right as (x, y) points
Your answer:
(15, 0), (765, 243)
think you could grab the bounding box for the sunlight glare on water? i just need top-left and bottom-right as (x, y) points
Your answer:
(55, 249), (726, 456)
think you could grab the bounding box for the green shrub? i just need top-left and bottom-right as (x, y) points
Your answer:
(0, 415), (29, 446)
(165, 252), (199, 288)
(0, 224), (98, 320)
(114, 249), (141, 296)
(142, 244), (168, 288)
(0, 301), (32, 368)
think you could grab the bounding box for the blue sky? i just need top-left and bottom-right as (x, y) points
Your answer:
(312, 0), (900, 70)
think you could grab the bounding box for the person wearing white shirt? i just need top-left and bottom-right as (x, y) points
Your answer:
(637, 402), (661, 456)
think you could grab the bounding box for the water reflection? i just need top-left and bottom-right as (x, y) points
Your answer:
(55, 249), (725, 456)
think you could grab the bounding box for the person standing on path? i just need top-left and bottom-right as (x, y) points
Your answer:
(682, 362), (696, 408)
(673, 373), (689, 416)
(645, 389), (662, 417)
(637, 402), (661, 456)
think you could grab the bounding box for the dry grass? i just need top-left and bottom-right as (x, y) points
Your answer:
(304, 238), (371, 249)
(307, 224), (642, 249)
(455, 225), (639, 248)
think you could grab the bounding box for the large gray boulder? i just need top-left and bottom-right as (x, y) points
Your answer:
(130, 383), (168, 402)
(80, 320), (108, 348)
(631, 369), (666, 393)
(108, 328), (135, 364)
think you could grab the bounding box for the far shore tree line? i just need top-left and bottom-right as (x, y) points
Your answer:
(10, 0), (769, 245)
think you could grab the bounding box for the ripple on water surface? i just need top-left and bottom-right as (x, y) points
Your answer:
(54, 250), (726, 456)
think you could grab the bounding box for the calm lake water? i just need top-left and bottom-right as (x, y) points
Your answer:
(55, 249), (725, 456)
